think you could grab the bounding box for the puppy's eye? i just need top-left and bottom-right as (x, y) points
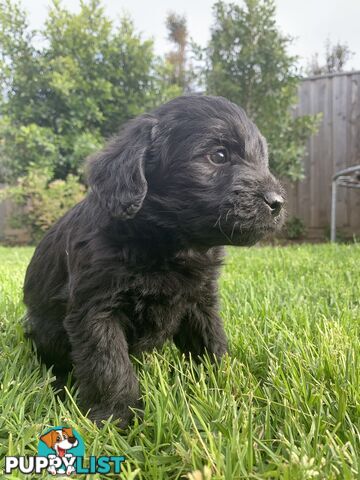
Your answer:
(207, 149), (229, 166)
(56, 436), (60, 441)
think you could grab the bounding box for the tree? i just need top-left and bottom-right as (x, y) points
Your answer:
(0, 0), (177, 182)
(164, 12), (195, 92)
(200, 0), (319, 180)
(165, 12), (187, 90)
(308, 40), (354, 76)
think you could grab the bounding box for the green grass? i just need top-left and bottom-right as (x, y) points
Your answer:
(0, 244), (359, 479)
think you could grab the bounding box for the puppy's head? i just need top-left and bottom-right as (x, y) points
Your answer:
(87, 95), (285, 247)
(40, 428), (78, 453)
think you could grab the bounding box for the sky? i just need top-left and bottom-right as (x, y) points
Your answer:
(21, 0), (360, 71)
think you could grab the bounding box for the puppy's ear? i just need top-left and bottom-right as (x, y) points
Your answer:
(40, 430), (57, 449)
(62, 427), (74, 438)
(87, 114), (157, 219)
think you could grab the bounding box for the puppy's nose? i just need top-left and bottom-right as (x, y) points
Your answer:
(68, 436), (77, 444)
(263, 192), (284, 216)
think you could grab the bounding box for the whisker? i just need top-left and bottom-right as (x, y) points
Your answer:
(225, 209), (232, 223)
(231, 221), (237, 239)
(218, 214), (233, 244)
(213, 214), (222, 228)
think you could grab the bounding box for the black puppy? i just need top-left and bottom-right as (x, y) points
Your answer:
(24, 95), (285, 427)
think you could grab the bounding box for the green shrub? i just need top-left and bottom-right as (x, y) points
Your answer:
(285, 216), (306, 240)
(1, 167), (86, 243)
(0, 0), (179, 183)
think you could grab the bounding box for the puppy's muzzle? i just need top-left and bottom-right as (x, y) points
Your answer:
(68, 436), (77, 445)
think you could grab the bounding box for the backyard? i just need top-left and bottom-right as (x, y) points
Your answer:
(0, 243), (359, 479)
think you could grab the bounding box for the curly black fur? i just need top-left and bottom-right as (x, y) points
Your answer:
(23, 95), (285, 427)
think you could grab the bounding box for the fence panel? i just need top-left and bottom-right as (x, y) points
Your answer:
(287, 71), (360, 238)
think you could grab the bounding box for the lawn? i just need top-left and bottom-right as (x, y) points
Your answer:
(0, 244), (359, 479)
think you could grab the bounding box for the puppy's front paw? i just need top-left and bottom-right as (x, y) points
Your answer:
(207, 340), (228, 361)
(87, 402), (140, 429)
(66, 465), (75, 476)
(64, 454), (76, 476)
(48, 465), (57, 476)
(47, 454), (57, 476)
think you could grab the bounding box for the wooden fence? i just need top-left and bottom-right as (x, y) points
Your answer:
(286, 71), (360, 238)
(0, 185), (30, 244)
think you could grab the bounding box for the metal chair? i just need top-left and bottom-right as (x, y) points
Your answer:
(331, 165), (360, 242)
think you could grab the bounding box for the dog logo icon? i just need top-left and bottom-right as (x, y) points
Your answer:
(38, 426), (84, 476)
